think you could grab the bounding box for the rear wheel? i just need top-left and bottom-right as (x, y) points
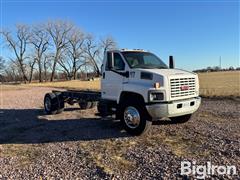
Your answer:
(90, 101), (98, 108)
(119, 100), (151, 135)
(56, 93), (64, 113)
(79, 101), (92, 109)
(44, 93), (64, 114)
(44, 93), (57, 114)
(170, 114), (192, 123)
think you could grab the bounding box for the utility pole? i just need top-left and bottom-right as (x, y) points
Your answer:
(219, 56), (222, 69)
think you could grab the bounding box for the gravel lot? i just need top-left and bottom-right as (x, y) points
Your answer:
(0, 86), (239, 179)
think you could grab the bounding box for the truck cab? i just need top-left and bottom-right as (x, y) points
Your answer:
(99, 49), (201, 135)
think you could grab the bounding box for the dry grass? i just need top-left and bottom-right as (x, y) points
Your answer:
(198, 71), (240, 97)
(0, 84), (28, 91)
(27, 80), (101, 90)
(142, 131), (210, 158)
(79, 130), (211, 172)
(1, 71), (239, 97)
(79, 139), (137, 175)
(0, 80), (100, 91)
(0, 144), (43, 167)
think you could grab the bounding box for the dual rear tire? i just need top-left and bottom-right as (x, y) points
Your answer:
(44, 92), (97, 115)
(44, 93), (64, 114)
(79, 101), (97, 109)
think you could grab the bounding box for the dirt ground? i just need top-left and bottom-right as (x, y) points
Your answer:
(0, 86), (239, 179)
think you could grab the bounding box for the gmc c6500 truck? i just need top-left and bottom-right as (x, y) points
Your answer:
(44, 49), (201, 135)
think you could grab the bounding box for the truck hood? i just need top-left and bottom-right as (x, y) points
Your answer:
(139, 68), (196, 77)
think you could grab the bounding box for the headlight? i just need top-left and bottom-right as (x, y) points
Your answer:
(149, 92), (164, 101)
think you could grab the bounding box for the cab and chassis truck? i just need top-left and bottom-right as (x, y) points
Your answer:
(44, 49), (201, 135)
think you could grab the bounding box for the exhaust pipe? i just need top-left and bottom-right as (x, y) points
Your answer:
(169, 56), (175, 69)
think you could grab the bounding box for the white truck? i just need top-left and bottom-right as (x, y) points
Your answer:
(44, 49), (201, 135)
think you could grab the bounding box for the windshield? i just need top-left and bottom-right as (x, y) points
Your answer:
(122, 51), (168, 69)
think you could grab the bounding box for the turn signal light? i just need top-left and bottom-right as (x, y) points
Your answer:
(154, 82), (161, 89)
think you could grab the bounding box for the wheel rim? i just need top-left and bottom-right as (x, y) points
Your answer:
(124, 106), (140, 129)
(45, 97), (51, 112)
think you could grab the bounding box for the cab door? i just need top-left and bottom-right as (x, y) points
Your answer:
(101, 52), (126, 101)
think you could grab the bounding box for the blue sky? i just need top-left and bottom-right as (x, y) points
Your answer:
(0, 0), (239, 70)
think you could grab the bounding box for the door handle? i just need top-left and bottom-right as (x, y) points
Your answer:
(103, 72), (105, 79)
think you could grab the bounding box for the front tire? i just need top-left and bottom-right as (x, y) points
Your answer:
(119, 101), (151, 135)
(170, 114), (192, 123)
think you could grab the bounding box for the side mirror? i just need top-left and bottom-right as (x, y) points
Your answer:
(100, 64), (103, 75)
(169, 56), (175, 69)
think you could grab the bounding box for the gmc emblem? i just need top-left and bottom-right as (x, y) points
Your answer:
(180, 85), (189, 91)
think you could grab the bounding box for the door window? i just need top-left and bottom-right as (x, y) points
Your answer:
(106, 52), (125, 71)
(113, 53), (125, 70)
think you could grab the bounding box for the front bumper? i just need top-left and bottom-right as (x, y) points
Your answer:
(146, 97), (201, 119)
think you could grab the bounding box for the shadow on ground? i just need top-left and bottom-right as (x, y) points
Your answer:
(0, 108), (129, 144)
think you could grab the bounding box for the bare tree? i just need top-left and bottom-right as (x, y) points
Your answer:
(83, 35), (101, 76)
(0, 56), (5, 73)
(0, 56), (5, 81)
(26, 57), (37, 83)
(99, 36), (117, 71)
(58, 56), (87, 80)
(59, 27), (86, 80)
(1, 24), (31, 83)
(43, 54), (53, 82)
(100, 36), (117, 54)
(46, 20), (73, 81)
(82, 35), (117, 77)
(4, 61), (21, 82)
(68, 28), (86, 79)
(31, 25), (49, 82)
(58, 55), (72, 80)
(1, 20), (118, 82)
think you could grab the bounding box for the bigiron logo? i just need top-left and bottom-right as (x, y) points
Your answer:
(180, 161), (237, 179)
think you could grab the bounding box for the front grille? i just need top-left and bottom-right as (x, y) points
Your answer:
(170, 77), (196, 98)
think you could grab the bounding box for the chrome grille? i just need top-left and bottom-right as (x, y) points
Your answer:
(170, 77), (196, 98)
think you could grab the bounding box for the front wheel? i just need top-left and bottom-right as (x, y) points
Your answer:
(170, 114), (192, 123)
(120, 102), (151, 135)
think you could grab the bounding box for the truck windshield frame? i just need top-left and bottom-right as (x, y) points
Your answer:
(121, 51), (168, 69)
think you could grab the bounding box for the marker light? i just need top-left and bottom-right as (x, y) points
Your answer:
(154, 82), (161, 89)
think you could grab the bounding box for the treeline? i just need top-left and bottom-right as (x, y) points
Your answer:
(0, 20), (117, 83)
(193, 66), (240, 73)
